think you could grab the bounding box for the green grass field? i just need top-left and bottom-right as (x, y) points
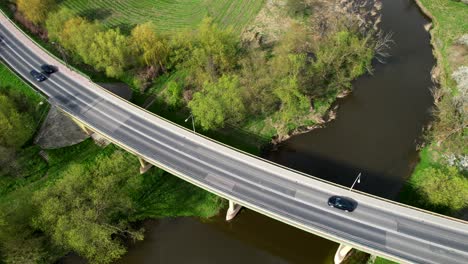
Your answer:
(418, 0), (467, 90)
(59, 0), (265, 33)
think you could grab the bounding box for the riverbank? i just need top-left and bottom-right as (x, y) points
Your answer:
(374, 1), (467, 263)
(400, 0), (467, 217)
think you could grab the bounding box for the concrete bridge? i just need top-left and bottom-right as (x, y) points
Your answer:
(1, 12), (467, 264)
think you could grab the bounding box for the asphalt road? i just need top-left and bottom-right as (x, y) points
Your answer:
(0, 16), (467, 264)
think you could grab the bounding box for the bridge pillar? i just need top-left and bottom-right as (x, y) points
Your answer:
(226, 200), (242, 221)
(138, 157), (153, 174)
(334, 244), (353, 264)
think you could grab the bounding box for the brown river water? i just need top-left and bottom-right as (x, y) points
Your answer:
(63, 0), (435, 263)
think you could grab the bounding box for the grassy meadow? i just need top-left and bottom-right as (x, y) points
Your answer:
(59, 0), (265, 32)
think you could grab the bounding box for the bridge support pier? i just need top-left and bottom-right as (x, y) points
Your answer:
(138, 157), (153, 174)
(334, 244), (353, 264)
(226, 200), (242, 221)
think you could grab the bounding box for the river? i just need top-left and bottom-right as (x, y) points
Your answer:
(63, 0), (435, 263)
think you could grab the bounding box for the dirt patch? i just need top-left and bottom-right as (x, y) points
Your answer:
(34, 106), (89, 149)
(242, 0), (293, 45)
(448, 44), (468, 70)
(242, 0), (382, 47)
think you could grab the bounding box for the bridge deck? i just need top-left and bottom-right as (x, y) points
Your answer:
(0, 12), (467, 264)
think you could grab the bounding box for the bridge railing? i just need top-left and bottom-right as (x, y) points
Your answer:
(1, 8), (466, 228)
(0, 8), (91, 80)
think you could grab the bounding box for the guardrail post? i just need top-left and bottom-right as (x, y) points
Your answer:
(138, 157), (153, 174)
(226, 200), (242, 221)
(334, 244), (353, 264)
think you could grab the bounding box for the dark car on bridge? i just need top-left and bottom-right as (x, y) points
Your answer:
(30, 70), (46, 82)
(41, 64), (56, 74)
(328, 196), (356, 212)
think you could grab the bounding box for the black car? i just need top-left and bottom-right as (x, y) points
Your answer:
(30, 70), (46, 82)
(41, 64), (56, 74)
(327, 196), (356, 212)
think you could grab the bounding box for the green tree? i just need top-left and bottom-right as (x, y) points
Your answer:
(274, 76), (310, 124)
(185, 18), (239, 85)
(310, 30), (373, 97)
(17, 0), (56, 25)
(0, 192), (59, 264)
(131, 22), (169, 71)
(32, 152), (143, 264)
(60, 17), (102, 63)
(168, 30), (195, 70)
(45, 8), (75, 42)
(163, 80), (183, 108)
(89, 28), (130, 77)
(269, 23), (313, 95)
(416, 166), (468, 212)
(239, 50), (276, 115)
(0, 93), (35, 148)
(189, 75), (245, 130)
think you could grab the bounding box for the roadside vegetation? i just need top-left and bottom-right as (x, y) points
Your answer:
(0, 62), (221, 263)
(3, 0), (382, 144)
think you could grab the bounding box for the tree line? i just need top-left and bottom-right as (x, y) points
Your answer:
(15, 0), (377, 138)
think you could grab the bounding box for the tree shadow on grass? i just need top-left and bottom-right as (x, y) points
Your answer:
(114, 22), (134, 35)
(78, 8), (113, 22)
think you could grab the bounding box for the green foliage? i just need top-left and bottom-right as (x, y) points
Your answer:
(310, 30), (374, 97)
(189, 74), (245, 130)
(162, 80), (183, 108)
(418, 0), (467, 90)
(274, 76), (310, 125)
(402, 0), (467, 219)
(89, 28), (130, 77)
(130, 22), (169, 69)
(17, 0), (56, 25)
(0, 63), (43, 109)
(270, 23), (312, 79)
(239, 50), (276, 115)
(0, 199), (58, 264)
(167, 30), (196, 70)
(374, 257), (400, 264)
(415, 166), (467, 212)
(131, 169), (221, 219)
(401, 147), (468, 215)
(0, 93), (35, 148)
(45, 8), (75, 42)
(46, 12), (129, 77)
(33, 151), (143, 264)
(183, 18), (239, 85)
(59, 16), (103, 62)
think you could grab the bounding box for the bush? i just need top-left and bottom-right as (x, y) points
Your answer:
(415, 166), (468, 212)
(32, 152), (143, 264)
(189, 75), (245, 130)
(16, 0), (56, 25)
(0, 92), (35, 148)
